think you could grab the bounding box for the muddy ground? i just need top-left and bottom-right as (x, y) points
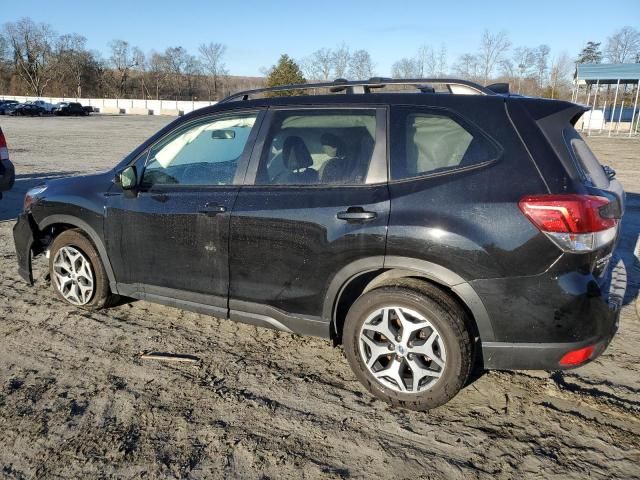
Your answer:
(0, 115), (638, 479)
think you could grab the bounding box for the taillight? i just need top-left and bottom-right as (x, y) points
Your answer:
(0, 128), (8, 161)
(519, 194), (618, 252)
(559, 345), (595, 367)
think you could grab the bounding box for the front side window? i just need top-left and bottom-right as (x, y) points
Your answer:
(142, 112), (258, 187)
(256, 110), (377, 185)
(391, 108), (498, 180)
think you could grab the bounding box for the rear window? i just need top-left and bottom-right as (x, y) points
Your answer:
(564, 127), (609, 188)
(390, 107), (499, 180)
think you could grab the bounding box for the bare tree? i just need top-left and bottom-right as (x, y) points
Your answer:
(4, 18), (58, 96)
(436, 45), (447, 77)
(416, 45), (436, 77)
(392, 58), (421, 78)
(605, 26), (640, 63)
(147, 51), (168, 99)
(109, 39), (138, 97)
(548, 51), (572, 99)
(131, 47), (147, 98)
(534, 44), (551, 90)
(478, 30), (511, 85)
(332, 43), (350, 78)
(56, 33), (93, 97)
(506, 47), (535, 93)
(303, 48), (333, 80)
(348, 49), (374, 79)
(198, 42), (227, 100)
(0, 34), (9, 62)
(183, 54), (202, 99)
(164, 46), (190, 98)
(454, 53), (481, 81)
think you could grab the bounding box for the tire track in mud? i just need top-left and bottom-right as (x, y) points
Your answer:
(1, 283), (639, 479)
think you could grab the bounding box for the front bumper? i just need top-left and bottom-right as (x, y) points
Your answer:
(480, 256), (626, 370)
(13, 212), (36, 284)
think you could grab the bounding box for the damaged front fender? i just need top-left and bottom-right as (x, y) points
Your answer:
(12, 213), (37, 284)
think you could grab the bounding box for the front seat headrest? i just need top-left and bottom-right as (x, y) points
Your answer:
(282, 136), (313, 171)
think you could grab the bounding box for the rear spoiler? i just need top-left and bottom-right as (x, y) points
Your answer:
(512, 97), (590, 126)
(486, 83), (510, 95)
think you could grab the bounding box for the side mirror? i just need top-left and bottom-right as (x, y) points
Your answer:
(119, 166), (138, 190)
(211, 129), (235, 140)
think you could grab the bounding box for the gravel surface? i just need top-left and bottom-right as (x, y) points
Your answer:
(0, 115), (638, 479)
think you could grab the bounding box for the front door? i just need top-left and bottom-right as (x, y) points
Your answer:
(229, 107), (389, 333)
(105, 110), (262, 310)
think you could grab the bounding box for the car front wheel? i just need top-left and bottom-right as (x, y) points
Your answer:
(48, 229), (117, 310)
(343, 281), (474, 410)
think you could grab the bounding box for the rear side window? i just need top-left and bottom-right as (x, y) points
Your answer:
(565, 128), (609, 188)
(390, 107), (499, 180)
(255, 109), (377, 185)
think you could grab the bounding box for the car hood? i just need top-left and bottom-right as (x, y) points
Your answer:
(39, 170), (115, 194)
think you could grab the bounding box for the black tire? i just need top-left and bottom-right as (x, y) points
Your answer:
(343, 280), (473, 411)
(48, 229), (117, 310)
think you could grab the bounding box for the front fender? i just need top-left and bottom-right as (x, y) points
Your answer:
(13, 213), (35, 284)
(38, 214), (117, 291)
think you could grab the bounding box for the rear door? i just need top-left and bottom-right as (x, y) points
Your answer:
(228, 106), (389, 333)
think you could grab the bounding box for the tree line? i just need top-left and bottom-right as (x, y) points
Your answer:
(1, 17), (638, 101)
(0, 18), (261, 101)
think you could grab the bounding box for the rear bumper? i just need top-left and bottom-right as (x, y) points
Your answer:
(479, 256), (625, 370)
(13, 212), (35, 284)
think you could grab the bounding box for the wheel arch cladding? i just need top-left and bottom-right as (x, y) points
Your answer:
(38, 214), (117, 290)
(325, 257), (495, 343)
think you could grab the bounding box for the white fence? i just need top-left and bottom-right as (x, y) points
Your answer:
(0, 94), (217, 116)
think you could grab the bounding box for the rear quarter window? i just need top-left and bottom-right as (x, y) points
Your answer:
(390, 107), (500, 181)
(564, 127), (609, 188)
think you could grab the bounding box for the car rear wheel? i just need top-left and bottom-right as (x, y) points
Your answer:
(343, 282), (473, 410)
(49, 229), (117, 310)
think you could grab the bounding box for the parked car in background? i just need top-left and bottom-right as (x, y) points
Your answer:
(0, 100), (19, 115)
(10, 104), (47, 116)
(27, 100), (56, 112)
(52, 102), (69, 113)
(0, 127), (15, 199)
(55, 102), (90, 116)
(12, 78), (626, 410)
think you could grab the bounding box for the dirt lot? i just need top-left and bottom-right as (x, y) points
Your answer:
(0, 115), (638, 479)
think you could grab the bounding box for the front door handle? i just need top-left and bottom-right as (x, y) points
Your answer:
(198, 205), (226, 216)
(337, 207), (377, 222)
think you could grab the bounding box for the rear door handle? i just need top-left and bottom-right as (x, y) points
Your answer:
(198, 205), (226, 216)
(337, 208), (377, 222)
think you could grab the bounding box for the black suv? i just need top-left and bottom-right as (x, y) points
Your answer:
(55, 102), (90, 116)
(13, 79), (626, 410)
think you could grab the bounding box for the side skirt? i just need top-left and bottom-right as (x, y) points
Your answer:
(116, 283), (330, 338)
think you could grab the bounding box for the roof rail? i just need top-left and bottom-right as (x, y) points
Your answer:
(219, 77), (495, 103)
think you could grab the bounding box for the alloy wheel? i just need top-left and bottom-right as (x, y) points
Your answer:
(358, 306), (446, 393)
(52, 246), (94, 305)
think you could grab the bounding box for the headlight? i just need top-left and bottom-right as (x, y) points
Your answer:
(24, 184), (47, 211)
